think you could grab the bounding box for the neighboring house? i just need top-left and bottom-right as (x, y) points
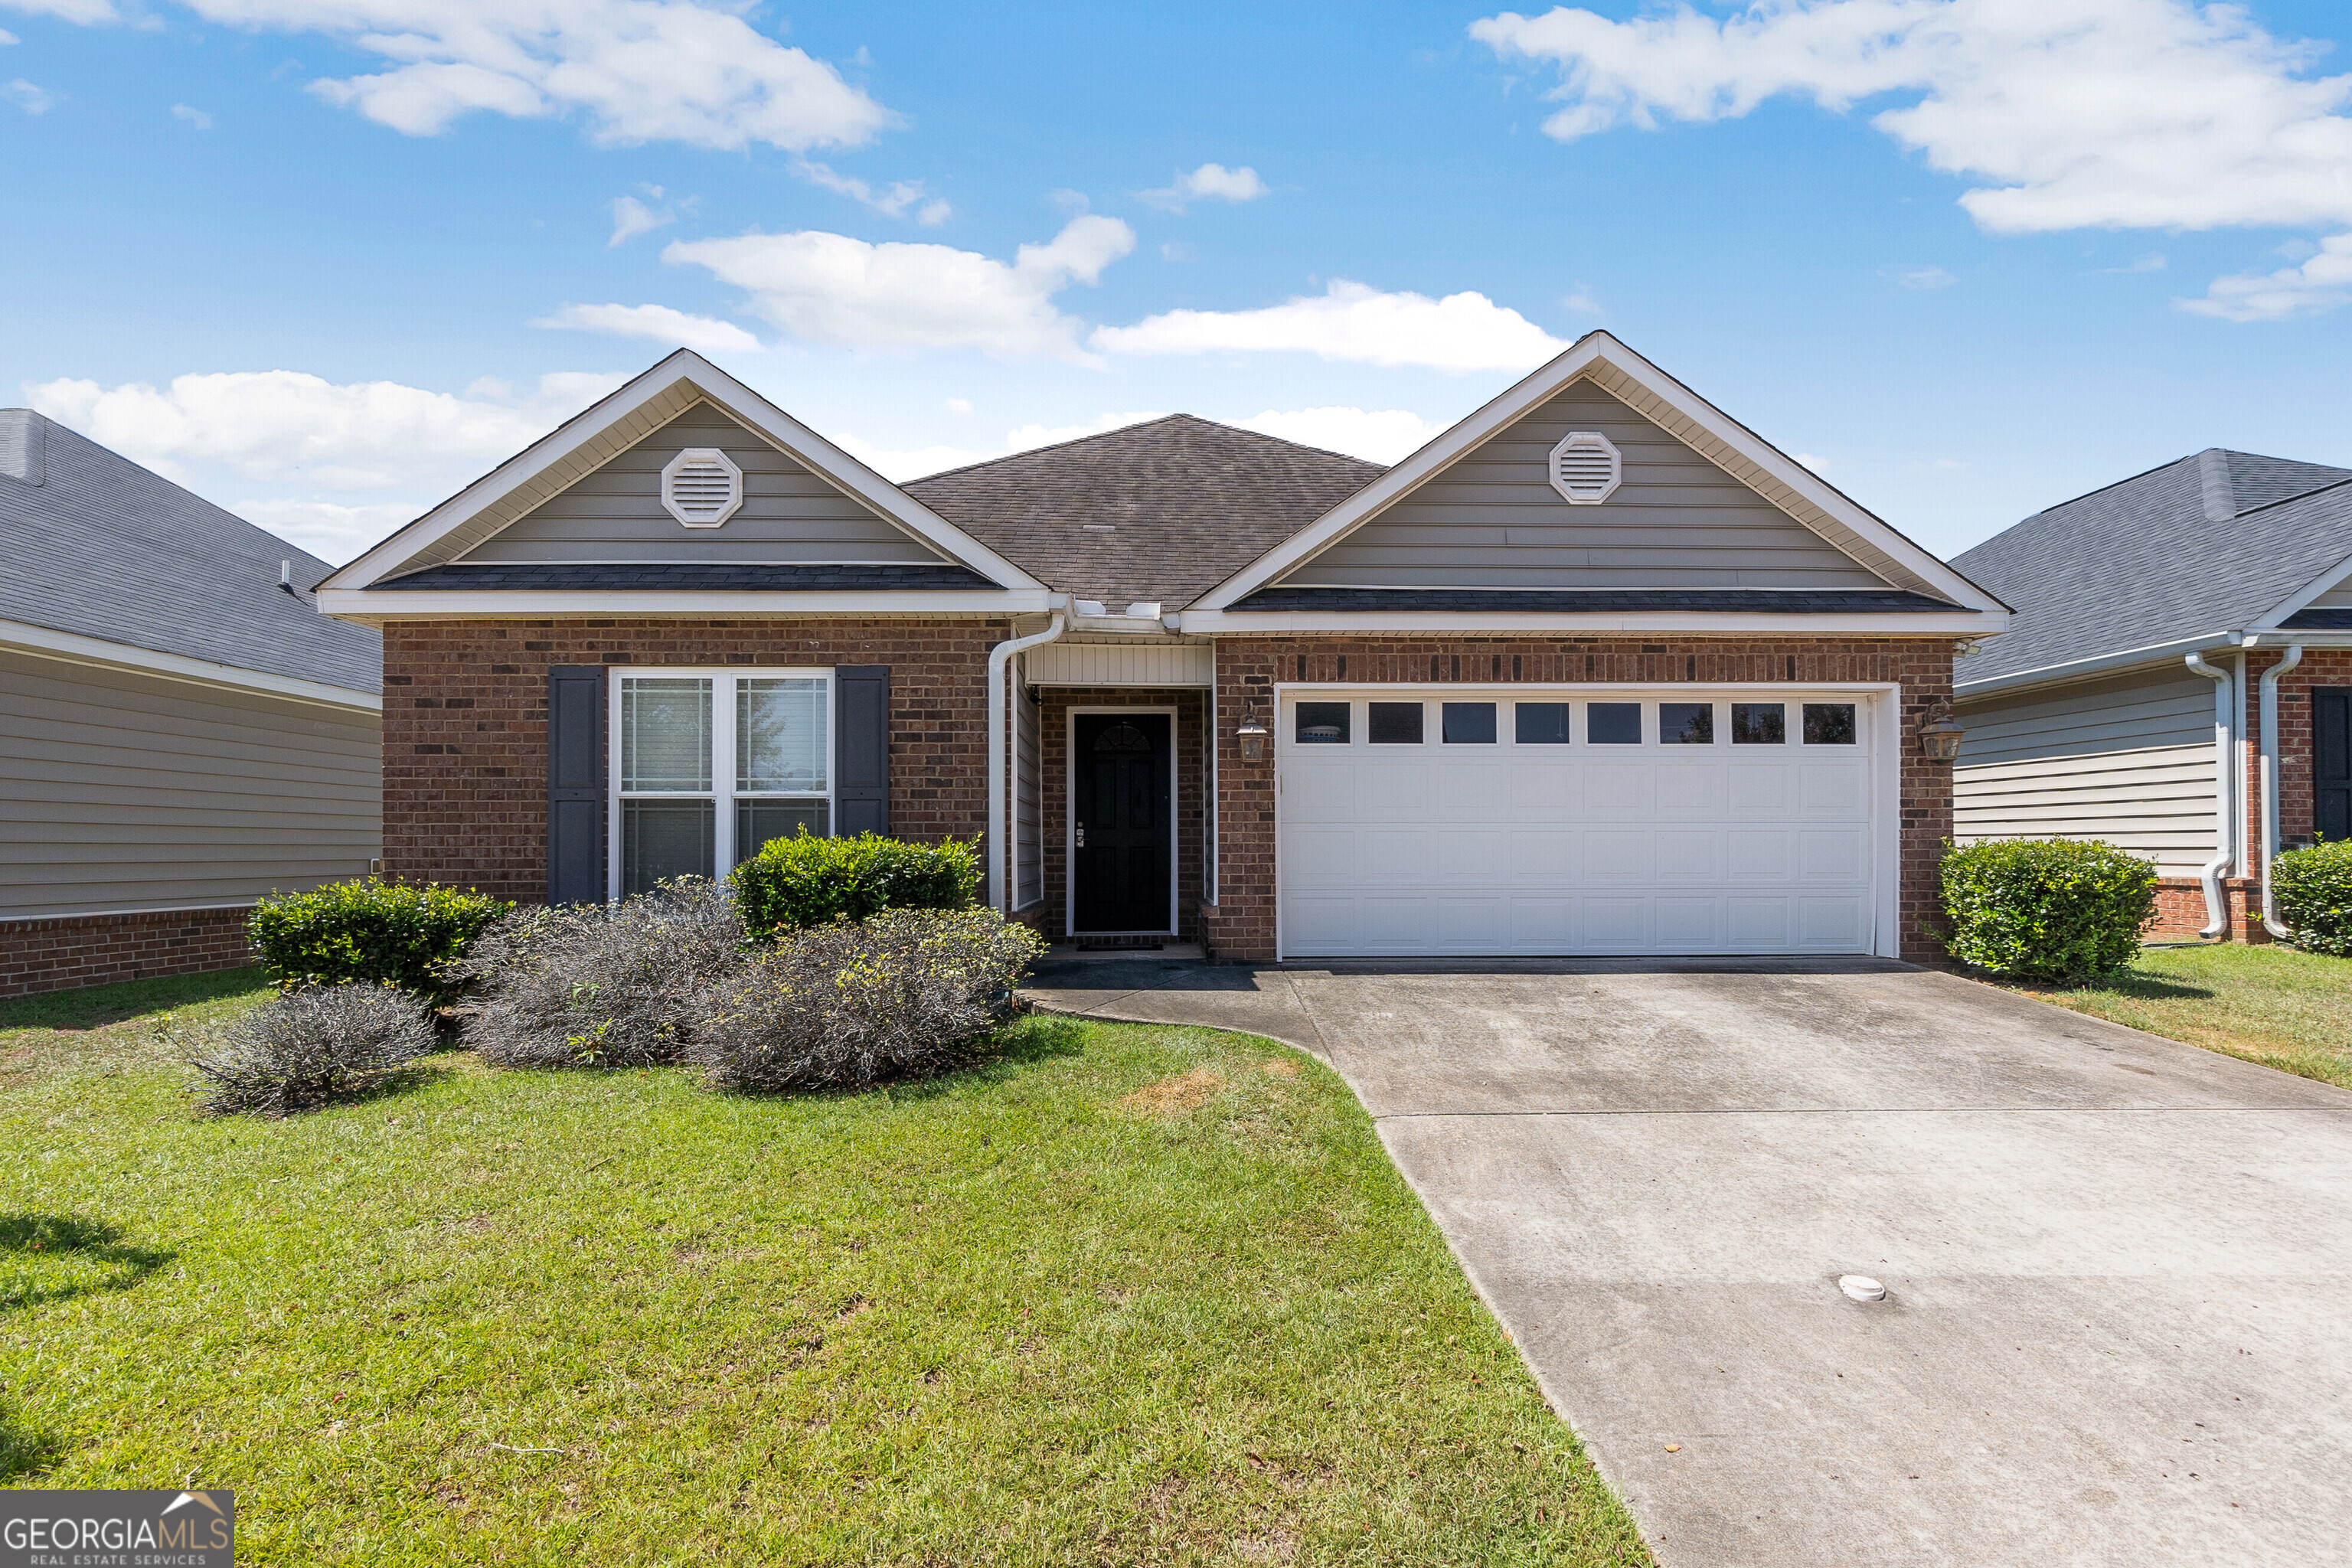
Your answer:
(2, 410), (384, 998)
(1951, 449), (2352, 941)
(315, 335), (2006, 962)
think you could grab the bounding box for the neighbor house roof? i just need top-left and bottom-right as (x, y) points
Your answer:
(0, 409), (381, 695)
(903, 415), (1384, 609)
(1953, 449), (2352, 687)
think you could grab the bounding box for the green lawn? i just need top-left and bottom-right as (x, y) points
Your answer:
(1996, 942), (2352, 1090)
(2, 969), (1648, 1566)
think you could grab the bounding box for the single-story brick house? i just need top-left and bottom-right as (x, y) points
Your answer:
(315, 333), (2007, 962)
(1952, 449), (2352, 942)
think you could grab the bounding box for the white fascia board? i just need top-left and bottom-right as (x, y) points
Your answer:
(315, 588), (1054, 621)
(1952, 632), (2240, 700)
(2248, 545), (2352, 629)
(1178, 609), (2004, 635)
(321, 350), (1045, 594)
(2, 616), (381, 712)
(1191, 331), (2007, 616)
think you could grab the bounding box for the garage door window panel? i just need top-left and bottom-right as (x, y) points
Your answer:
(1588, 703), (1642, 744)
(1369, 703), (1425, 745)
(1732, 703), (1787, 745)
(1515, 703), (1572, 744)
(1442, 703), (1497, 744)
(1296, 702), (1351, 744)
(1661, 702), (1714, 744)
(1803, 704), (1857, 745)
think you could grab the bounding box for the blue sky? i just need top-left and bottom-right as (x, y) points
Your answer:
(4, 0), (2350, 564)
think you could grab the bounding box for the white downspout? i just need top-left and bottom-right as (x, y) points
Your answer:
(2256, 642), (2305, 939)
(986, 611), (1066, 912)
(2185, 652), (2235, 939)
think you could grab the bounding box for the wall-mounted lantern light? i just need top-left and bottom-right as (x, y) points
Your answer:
(1236, 705), (1269, 763)
(1921, 717), (1966, 760)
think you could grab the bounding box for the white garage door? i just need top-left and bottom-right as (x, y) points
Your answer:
(1278, 689), (1885, 958)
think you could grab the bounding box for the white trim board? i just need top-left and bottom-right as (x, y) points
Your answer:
(1, 616), (381, 713)
(1191, 331), (2008, 622)
(1179, 609), (1997, 635)
(1065, 705), (1181, 937)
(320, 352), (1047, 595)
(315, 588), (1054, 622)
(2252, 544), (2352, 630)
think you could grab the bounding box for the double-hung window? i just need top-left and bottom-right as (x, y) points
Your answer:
(613, 668), (832, 897)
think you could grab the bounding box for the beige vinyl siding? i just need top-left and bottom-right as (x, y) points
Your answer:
(1954, 668), (2218, 874)
(2, 647), (381, 919)
(2309, 571), (2352, 609)
(1277, 381), (1889, 591)
(464, 401), (950, 567)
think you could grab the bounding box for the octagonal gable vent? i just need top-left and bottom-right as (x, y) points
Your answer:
(661, 447), (744, 528)
(1547, 430), (1622, 505)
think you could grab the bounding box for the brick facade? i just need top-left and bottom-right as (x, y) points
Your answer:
(1, 906), (256, 999)
(1030, 686), (1207, 942)
(382, 618), (1011, 900)
(1201, 635), (1958, 963)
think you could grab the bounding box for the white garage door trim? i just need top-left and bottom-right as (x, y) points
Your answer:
(1273, 683), (1902, 960)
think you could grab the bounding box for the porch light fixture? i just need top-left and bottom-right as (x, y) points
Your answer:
(1921, 717), (1965, 760)
(1236, 705), (1269, 763)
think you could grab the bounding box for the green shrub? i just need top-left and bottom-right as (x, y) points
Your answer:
(248, 879), (509, 1008)
(688, 907), (1045, 1093)
(1939, 838), (2158, 982)
(2274, 839), (2352, 958)
(729, 830), (980, 939)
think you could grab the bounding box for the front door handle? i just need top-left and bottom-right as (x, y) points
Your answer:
(1074, 825), (1086, 848)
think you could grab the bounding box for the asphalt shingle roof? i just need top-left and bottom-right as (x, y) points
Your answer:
(1952, 449), (2352, 685)
(0, 410), (381, 694)
(903, 414), (1384, 609)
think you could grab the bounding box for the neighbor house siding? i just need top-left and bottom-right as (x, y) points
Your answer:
(1953, 667), (2219, 874)
(0, 645), (381, 920)
(1276, 382), (1888, 591)
(460, 401), (949, 567)
(379, 619), (1006, 902)
(1202, 635), (1955, 962)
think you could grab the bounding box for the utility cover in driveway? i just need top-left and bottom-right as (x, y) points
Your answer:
(1278, 688), (1883, 956)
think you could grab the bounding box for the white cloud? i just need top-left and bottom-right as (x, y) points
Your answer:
(5, 78), (54, 113)
(1140, 162), (1269, 211)
(24, 368), (624, 491)
(531, 302), (760, 354)
(1229, 407), (1442, 463)
(0, 28), (18, 44)
(791, 158), (951, 225)
(230, 498), (423, 561)
(1896, 265), (1955, 289)
(1092, 279), (1568, 372)
(2179, 233), (2352, 321)
(609, 191), (673, 246)
(40, 1), (894, 150)
(4, 0), (113, 21)
(942, 397), (971, 414)
(1560, 284), (1603, 315)
(1473, 0), (2352, 317)
(665, 214), (1135, 363)
(172, 103), (213, 128)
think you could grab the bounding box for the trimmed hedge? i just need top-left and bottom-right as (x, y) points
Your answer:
(2274, 839), (2352, 958)
(248, 879), (510, 1008)
(729, 830), (980, 939)
(1940, 838), (2158, 982)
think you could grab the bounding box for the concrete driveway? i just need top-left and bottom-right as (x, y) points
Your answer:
(1024, 956), (2352, 1568)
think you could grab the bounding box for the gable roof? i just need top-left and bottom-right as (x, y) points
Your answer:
(319, 350), (1047, 599)
(1192, 331), (2007, 622)
(1953, 448), (2352, 687)
(904, 415), (1383, 609)
(0, 409), (381, 697)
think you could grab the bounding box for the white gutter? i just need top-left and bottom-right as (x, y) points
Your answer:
(2184, 653), (2236, 939)
(2253, 641), (2305, 939)
(986, 610), (1067, 911)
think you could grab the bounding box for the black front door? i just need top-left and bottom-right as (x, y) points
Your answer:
(2318, 688), (2350, 844)
(1073, 713), (1171, 932)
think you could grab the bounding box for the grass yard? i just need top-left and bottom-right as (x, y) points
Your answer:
(2, 968), (1648, 1566)
(1994, 942), (2352, 1091)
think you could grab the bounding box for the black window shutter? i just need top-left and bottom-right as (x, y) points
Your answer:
(547, 665), (608, 903)
(835, 665), (890, 838)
